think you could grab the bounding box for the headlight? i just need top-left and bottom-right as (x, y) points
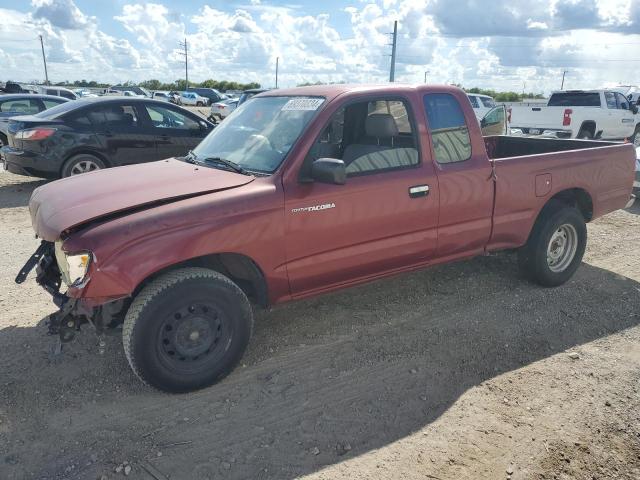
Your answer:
(54, 241), (92, 287)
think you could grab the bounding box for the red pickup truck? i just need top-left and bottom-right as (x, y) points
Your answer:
(16, 84), (636, 392)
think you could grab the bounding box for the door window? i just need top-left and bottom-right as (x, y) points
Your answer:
(303, 98), (419, 178)
(0, 99), (40, 114)
(42, 99), (66, 109)
(605, 92), (617, 109)
(424, 93), (472, 164)
(615, 93), (629, 110)
(144, 104), (200, 130)
(468, 95), (479, 108)
(480, 97), (496, 108)
(88, 104), (139, 130)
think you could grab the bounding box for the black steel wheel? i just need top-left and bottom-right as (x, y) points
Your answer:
(123, 268), (253, 393)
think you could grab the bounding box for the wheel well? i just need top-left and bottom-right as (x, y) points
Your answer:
(578, 121), (596, 136)
(134, 253), (269, 308)
(61, 150), (111, 175)
(0, 131), (7, 144)
(547, 188), (593, 222)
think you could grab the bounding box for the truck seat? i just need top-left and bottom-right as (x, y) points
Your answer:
(343, 114), (418, 174)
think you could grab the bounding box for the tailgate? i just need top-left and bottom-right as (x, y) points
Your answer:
(509, 106), (571, 130)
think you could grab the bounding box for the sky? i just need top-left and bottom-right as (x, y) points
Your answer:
(0, 0), (638, 94)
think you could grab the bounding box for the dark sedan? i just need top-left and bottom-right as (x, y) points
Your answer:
(0, 97), (214, 178)
(0, 94), (69, 147)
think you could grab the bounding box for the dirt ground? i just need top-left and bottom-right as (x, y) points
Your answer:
(0, 171), (639, 480)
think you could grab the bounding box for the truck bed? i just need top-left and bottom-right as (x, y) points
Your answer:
(484, 135), (616, 160)
(484, 135), (635, 251)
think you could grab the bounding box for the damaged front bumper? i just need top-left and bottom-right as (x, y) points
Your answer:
(15, 241), (123, 343)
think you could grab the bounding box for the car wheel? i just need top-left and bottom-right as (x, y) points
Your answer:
(196, 101), (203, 107)
(122, 268), (253, 393)
(577, 129), (593, 140)
(0, 132), (7, 147)
(517, 202), (587, 287)
(632, 125), (640, 147)
(61, 154), (106, 178)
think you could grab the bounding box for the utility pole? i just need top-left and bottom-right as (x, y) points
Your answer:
(178, 38), (188, 89)
(424, 71), (428, 83)
(388, 21), (398, 82)
(561, 70), (566, 90)
(275, 57), (279, 88)
(39, 35), (49, 85)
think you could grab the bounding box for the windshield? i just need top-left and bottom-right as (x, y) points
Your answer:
(192, 96), (325, 174)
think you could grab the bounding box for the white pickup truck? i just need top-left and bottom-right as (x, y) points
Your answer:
(509, 90), (640, 145)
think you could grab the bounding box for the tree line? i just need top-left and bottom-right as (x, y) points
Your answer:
(50, 79), (261, 92)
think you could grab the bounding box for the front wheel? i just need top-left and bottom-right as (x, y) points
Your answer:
(518, 204), (587, 287)
(122, 268), (253, 393)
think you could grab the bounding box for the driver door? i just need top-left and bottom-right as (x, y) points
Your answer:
(480, 106), (507, 136)
(141, 103), (210, 158)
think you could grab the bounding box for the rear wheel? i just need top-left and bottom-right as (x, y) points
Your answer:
(518, 203), (587, 287)
(577, 129), (593, 139)
(632, 125), (640, 147)
(61, 154), (105, 177)
(122, 268), (253, 393)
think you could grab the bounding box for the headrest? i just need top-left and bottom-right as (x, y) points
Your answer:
(365, 113), (399, 138)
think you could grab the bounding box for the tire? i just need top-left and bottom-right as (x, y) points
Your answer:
(196, 101), (203, 107)
(122, 268), (253, 393)
(632, 125), (640, 147)
(61, 153), (106, 178)
(517, 203), (587, 287)
(0, 132), (7, 147)
(577, 128), (593, 140)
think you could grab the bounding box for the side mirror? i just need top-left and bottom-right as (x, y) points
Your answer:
(632, 105), (639, 115)
(199, 120), (209, 130)
(311, 158), (346, 185)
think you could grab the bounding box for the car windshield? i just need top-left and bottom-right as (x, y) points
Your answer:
(192, 96), (325, 174)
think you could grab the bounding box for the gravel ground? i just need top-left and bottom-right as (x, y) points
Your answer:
(0, 171), (639, 480)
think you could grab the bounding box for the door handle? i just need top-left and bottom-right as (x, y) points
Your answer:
(409, 185), (429, 198)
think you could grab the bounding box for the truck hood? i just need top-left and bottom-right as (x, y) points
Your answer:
(30, 158), (255, 241)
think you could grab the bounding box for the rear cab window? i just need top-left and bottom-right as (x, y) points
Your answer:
(424, 93), (472, 164)
(547, 92), (601, 107)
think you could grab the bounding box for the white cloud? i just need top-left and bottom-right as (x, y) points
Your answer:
(0, 0), (638, 93)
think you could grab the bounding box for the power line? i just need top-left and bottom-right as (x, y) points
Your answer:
(39, 35), (49, 85)
(388, 20), (398, 82)
(178, 38), (188, 88)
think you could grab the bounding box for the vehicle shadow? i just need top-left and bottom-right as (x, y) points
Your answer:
(0, 176), (46, 209)
(1, 256), (639, 479)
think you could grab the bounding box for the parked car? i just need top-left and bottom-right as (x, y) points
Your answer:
(237, 88), (270, 106)
(186, 87), (226, 105)
(177, 91), (208, 106)
(37, 86), (78, 100)
(467, 93), (497, 119)
(73, 89), (98, 98)
(509, 89), (640, 143)
(0, 97), (214, 178)
(209, 98), (239, 121)
(152, 91), (171, 102)
(14, 84), (635, 393)
(108, 85), (152, 98)
(635, 146), (640, 193)
(0, 94), (68, 147)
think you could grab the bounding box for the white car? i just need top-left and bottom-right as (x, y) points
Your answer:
(152, 91), (171, 102)
(37, 86), (77, 100)
(509, 89), (640, 143)
(467, 93), (497, 119)
(178, 92), (208, 106)
(209, 98), (239, 121)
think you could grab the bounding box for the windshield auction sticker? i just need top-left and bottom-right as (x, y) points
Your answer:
(282, 98), (325, 111)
